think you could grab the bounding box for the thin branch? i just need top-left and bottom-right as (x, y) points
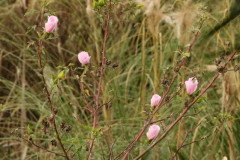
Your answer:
(171, 135), (209, 160)
(150, 113), (177, 124)
(36, 7), (71, 159)
(21, 137), (66, 158)
(67, 145), (74, 153)
(37, 41), (71, 160)
(181, 136), (209, 148)
(119, 74), (178, 160)
(170, 122), (203, 160)
(108, 139), (117, 160)
(87, 2), (111, 159)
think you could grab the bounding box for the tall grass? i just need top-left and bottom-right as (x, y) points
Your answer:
(0, 0), (240, 159)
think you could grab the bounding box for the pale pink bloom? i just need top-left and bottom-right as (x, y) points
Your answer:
(146, 125), (160, 140)
(151, 94), (161, 107)
(78, 51), (91, 65)
(45, 16), (59, 33)
(185, 77), (198, 95)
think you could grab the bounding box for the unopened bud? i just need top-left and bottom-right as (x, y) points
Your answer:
(51, 140), (57, 146)
(65, 125), (72, 132)
(112, 63), (119, 68)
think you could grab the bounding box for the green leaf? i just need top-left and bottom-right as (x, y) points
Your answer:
(68, 63), (75, 67)
(136, 4), (144, 8)
(56, 65), (64, 70)
(27, 125), (33, 134)
(42, 47), (47, 55)
(57, 70), (65, 79)
(93, 0), (105, 8)
(197, 96), (207, 103)
(198, 106), (207, 111)
(182, 52), (190, 57)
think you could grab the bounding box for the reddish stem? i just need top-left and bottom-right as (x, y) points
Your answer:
(120, 74), (178, 160)
(134, 51), (237, 160)
(37, 39), (70, 160)
(87, 5), (110, 160)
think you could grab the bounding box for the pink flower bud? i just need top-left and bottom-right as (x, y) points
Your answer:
(150, 94), (161, 107)
(45, 16), (59, 33)
(146, 125), (160, 140)
(185, 77), (198, 95)
(78, 51), (91, 65)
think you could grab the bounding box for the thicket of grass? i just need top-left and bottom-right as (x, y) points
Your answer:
(0, 0), (240, 160)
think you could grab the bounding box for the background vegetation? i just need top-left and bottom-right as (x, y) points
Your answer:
(0, 0), (240, 159)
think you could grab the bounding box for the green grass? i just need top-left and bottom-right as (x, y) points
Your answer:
(0, 0), (240, 160)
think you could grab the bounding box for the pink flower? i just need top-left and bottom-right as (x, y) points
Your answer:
(146, 125), (160, 140)
(151, 94), (161, 107)
(78, 51), (91, 65)
(45, 16), (59, 33)
(185, 77), (198, 95)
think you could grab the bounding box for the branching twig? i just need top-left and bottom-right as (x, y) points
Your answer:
(119, 74), (178, 160)
(36, 6), (71, 159)
(171, 135), (209, 160)
(117, 23), (203, 160)
(21, 137), (66, 158)
(37, 39), (71, 160)
(87, 2), (111, 159)
(134, 51), (237, 160)
(170, 122), (204, 160)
